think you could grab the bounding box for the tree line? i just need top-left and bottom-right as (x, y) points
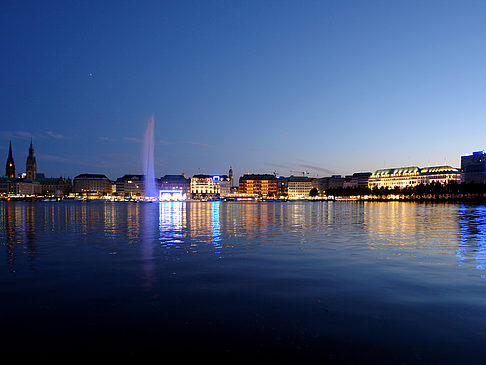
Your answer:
(324, 181), (486, 200)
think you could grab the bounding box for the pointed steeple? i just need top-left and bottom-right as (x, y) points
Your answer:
(5, 140), (15, 178)
(26, 137), (37, 180)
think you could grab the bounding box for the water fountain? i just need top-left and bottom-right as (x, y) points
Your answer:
(142, 115), (157, 199)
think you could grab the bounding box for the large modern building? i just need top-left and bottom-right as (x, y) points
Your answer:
(368, 166), (462, 189)
(288, 176), (313, 199)
(461, 151), (486, 183)
(238, 174), (278, 197)
(73, 174), (114, 195)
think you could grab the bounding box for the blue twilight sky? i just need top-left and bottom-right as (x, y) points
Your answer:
(1, 0), (486, 180)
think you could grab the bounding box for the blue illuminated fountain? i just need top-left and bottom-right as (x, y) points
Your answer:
(143, 115), (157, 199)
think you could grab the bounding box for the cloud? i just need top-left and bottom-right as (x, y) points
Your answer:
(296, 163), (334, 175)
(99, 136), (117, 142)
(46, 131), (66, 139)
(181, 141), (216, 149)
(123, 137), (141, 143)
(37, 154), (70, 163)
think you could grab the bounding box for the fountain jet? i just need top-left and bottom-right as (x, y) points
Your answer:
(142, 115), (157, 199)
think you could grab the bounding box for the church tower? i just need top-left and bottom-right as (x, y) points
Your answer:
(26, 138), (36, 180)
(5, 141), (15, 178)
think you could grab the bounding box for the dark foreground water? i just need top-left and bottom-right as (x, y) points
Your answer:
(1, 201), (486, 363)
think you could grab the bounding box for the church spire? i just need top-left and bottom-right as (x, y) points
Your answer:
(5, 140), (15, 178)
(26, 137), (37, 180)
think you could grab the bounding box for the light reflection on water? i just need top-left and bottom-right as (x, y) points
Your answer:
(3, 201), (486, 360)
(458, 204), (486, 278)
(2, 201), (486, 278)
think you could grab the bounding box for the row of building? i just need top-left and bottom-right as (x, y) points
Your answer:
(3, 139), (486, 199)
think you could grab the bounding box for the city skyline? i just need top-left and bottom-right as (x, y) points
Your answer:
(2, 1), (486, 179)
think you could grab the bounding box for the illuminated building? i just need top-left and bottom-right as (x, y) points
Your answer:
(115, 174), (145, 198)
(73, 174), (114, 195)
(288, 176), (313, 199)
(219, 175), (231, 198)
(25, 138), (36, 180)
(238, 174), (278, 197)
(5, 141), (15, 178)
(190, 174), (228, 199)
(461, 151), (486, 183)
(368, 166), (462, 189)
(159, 175), (190, 200)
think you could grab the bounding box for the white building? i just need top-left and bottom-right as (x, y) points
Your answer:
(368, 166), (462, 189)
(288, 176), (313, 199)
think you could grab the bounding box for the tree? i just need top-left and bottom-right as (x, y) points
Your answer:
(309, 187), (319, 197)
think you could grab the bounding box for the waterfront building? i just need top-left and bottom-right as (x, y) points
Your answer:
(419, 166), (462, 185)
(343, 172), (372, 189)
(12, 180), (42, 195)
(5, 141), (15, 178)
(368, 166), (462, 189)
(73, 174), (114, 195)
(288, 176), (313, 199)
(219, 175), (231, 198)
(37, 176), (72, 196)
(159, 174), (191, 199)
(461, 151), (486, 183)
(25, 138), (36, 180)
(0, 178), (15, 194)
(312, 175), (345, 195)
(115, 174), (145, 198)
(190, 174), (221, 199)
(238, 174), (278, 197)
(277, 176), (289, 197)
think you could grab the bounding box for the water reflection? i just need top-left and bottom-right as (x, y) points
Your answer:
(159, 202), (184, 247)
(458, 205), (486, 278)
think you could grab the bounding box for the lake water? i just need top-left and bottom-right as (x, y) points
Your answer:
(1, 200), (486, 362)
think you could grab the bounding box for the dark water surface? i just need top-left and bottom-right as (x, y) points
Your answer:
(1, 201), (486, 362)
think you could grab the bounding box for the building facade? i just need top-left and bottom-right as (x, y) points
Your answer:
(288, 176), (313, 199)
(73, 174), (114, 195)
(190, 175), (220, 199)
(115, 174), (145, 197)
(38, 176), (72, 196)
(159, 174), (191, 200)
(368, 166), (462, 189)
(343, 172), (372, 189)
(238, 174), (278, 197)
(461, 151), (486, 183)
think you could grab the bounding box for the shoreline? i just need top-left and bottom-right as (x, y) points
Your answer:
(1, 196), (486, 203)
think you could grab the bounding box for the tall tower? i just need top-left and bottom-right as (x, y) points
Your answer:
(229, 166), (233, 187)
(26, 138), (37, 180)
(5, 141), (15, 178)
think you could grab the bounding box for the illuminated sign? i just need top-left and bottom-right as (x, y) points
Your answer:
(212, 175), (220, 181)
(159, 190), (184, 201)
